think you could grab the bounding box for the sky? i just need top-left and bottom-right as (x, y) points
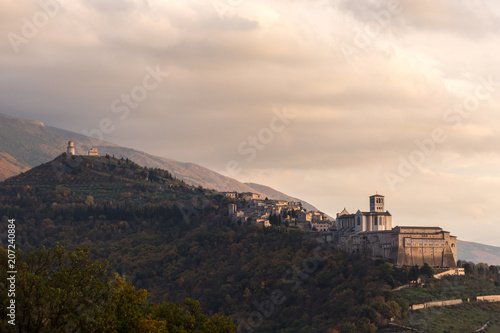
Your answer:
(1, 0), (500, 246)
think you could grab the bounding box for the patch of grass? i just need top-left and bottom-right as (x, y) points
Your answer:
(487, 317), (500, 332)
(402, 302), (500, 333)
(394, 275), (500, 305)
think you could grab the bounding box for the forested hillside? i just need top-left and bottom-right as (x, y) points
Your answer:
(2, 155), (500, 332)
(0, 154), (415, 332)
(0, 246), (236, 332)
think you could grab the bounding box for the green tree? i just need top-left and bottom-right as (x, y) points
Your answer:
(356, 317), (377, 333)
(420, 263), (434, 278)
(151, 299), (235, 332)
(340, 322), (357, 333)
(409, 265), (420, 282)
(102, 274), (149, 332)
(8, 246), (111, 333)
(0, 247), (236, 333)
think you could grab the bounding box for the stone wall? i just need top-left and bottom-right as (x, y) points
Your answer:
(411, 299), (462, 310)
(396, 244), (456, 268)
(411, 295), (500, 311)
(434, 268), (465, 279)
(477, 295), (500, 302)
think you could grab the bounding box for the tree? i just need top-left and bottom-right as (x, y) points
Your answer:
(102, 274), (149, 332)
(0, 247), (236, 333)
(463, 262), (474, 275)
(420, 263), (434, 279)
(409, 265), (420, 283)
(356, 317), (377, 333)
(340, 322), (357, 333)
(7, 246), (111, 333)
(85, 195), (95, 205)
(394, 298), (410, 319)
(476, 263), (489, 275)
(151, 299), (236, 332)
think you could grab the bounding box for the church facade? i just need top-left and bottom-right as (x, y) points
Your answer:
(335, 195), (457, 268)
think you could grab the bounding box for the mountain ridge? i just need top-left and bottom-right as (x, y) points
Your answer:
(0, 112), (321, 211)
(458, 240), (500, 266)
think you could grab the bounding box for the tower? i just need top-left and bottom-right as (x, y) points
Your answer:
(370, 194), (384, 213)
(67, 141), (75, 156)
(228, 204), (237, 216)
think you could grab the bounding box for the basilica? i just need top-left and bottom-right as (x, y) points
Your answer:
(335, 195), (457, 267)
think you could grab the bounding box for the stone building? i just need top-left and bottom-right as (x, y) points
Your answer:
(297, 211), (312, 222)
(239, 192), (262, 200)
(335, 195), (457, 268)
(88, 147), (98, 156)
(310, 221), (330, 232)
(222, 191), (238, 199)
(67, 141), (75, 156)
(336, 194), (392, 232)
(228, 203), (237, 216)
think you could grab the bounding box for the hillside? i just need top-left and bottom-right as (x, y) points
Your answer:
(5, 114), (500, 266)
(2, 156), (500, 332)
(393, 273), (500, 333)
(0, 113), (320, 211)
(0, 155), (415, 332)
(458, 240), (500, 266)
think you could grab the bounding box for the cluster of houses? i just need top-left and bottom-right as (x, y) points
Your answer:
(224, 191), (458, 268)
(222, 191), (333, 232)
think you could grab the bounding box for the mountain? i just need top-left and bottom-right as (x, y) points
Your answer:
(0, 113), (321, 211)
(458, 240), (500, 266)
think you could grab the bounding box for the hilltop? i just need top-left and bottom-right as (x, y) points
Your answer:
(2, 153), (193, 201)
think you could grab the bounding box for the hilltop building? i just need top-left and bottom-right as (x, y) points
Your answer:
(337, 194), (392, 232)
(221, 191), (238, 199)
(240, 192), (262, 200)
(88, 148), (98, 156)
(335, 195), (457, 268)
(66, 141), (75, 155)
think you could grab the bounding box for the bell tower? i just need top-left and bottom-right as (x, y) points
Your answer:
(370, 194), (384, 213)
(67, 141), (75, 156)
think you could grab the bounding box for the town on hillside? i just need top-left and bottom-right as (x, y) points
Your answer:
(225, 191), (460, 268)
(67, 141), (459, 268)
(222, 191), (334, 232)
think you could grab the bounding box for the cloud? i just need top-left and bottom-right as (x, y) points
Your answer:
(2, 0), (500, 244)
(339, 0), (500, 38)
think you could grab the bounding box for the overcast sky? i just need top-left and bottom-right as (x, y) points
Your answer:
(2, 0), (500, 246)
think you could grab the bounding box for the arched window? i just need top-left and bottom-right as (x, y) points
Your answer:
(357, 217), (361, 226)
